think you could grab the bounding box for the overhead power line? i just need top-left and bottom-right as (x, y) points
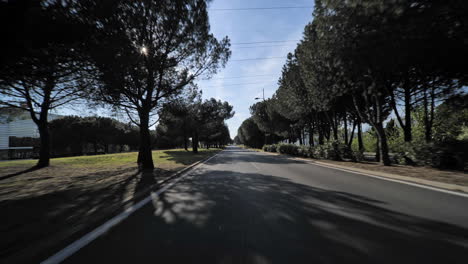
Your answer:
(232, 40), (300, 45)
(210, 6), (314, 11)
(230, 57), (287, 62)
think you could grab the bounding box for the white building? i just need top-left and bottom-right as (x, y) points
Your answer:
(0, 109), (60, 151)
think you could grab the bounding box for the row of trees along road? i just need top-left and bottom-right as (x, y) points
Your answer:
(11, 116), (141, 157)
(155, 88), (234, 152)
(239, 0), (467, 166)
(0, 0), (231, 170)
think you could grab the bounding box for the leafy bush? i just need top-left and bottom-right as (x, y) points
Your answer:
(297, 145), (313, 158)
(262, 144), (277, 152)
(277, 144), (299, 155)
(393, 140), (467, 170)
(352, 151), (365, 162)
(431, 140), (467, 170)
(313, 141), (343, 160)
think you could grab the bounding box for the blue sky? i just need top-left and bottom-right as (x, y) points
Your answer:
(197, 0), (314, 137)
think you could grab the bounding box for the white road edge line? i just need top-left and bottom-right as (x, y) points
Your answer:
(40, 151), (223, 264)
(292, 157), (468, 198)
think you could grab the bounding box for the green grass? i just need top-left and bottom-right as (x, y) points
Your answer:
(0, 148), (220, 168)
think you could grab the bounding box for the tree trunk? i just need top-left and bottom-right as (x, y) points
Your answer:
(332, 120), (338, 140)
(192, 130), (199, 153)
(427, 86), (436, 142)
(423, 86), (435, 142)
(375, 135), (380, 162)
(318, 125), (324, 145)
(93, 142), (98, 154)
(308, 123), (314, 146)
(374, 122), (391, 166)
(137, 111), (154, 170)
(36, 122), (50, 168)
(403, 84), (412, 142)
(348, 119), (356, 148)
(183, 131), (188, 151)
(357, 118), (364, 152)
(343, 115), (348, 145)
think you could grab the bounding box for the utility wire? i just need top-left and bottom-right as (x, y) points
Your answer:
(210, 6), (313, 11)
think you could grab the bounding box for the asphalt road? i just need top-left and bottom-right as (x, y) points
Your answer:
(64, 146), (468, 264)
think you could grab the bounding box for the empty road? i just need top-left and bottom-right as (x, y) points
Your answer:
(63, 146), (468, 263)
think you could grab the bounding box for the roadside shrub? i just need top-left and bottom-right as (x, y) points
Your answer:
(296, 145), (313, 158)
(263, 144), (278, 152)
(394, 140), (467, 170)
(319, 141), (342, 160)
(394, 142), (433, 166)
(277, 143), (299, 155)
(352, 151), (365, 162)
(311, 145), (325, 159)
(431, 140), (467, 170)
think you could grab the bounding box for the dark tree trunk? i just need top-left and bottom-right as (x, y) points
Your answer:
(318, 125), (324, 145)
(36, 122), (50, 168)
(343, 115), (348, 144)
(357, 118), (364, 152)
(192, 130), (199, 153)
(308, 123), (314, 146)
(137, 110), (154, 170)
(317, 121), (324, 145)
(32, 76), (54, 168)
(423, 86), (435, 142)
(374, 122), (391, 166)
(332, 121), (338, 140)
(348, 119), (356, 148)
(93, 142), (98, 154)
(183, 130), (188, 151)
(404, 85), (412, 142)
(375, 135), (380, 162)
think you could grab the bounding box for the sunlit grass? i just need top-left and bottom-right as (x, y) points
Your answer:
(0, 148), (220, 168)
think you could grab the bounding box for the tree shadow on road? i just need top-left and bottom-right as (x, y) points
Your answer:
(0, 166), (171, 263)
(67, 168), (468, 264)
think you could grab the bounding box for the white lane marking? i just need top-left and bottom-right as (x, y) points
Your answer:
(291, 157), (468, 198)
(41, 151), (222, 264)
